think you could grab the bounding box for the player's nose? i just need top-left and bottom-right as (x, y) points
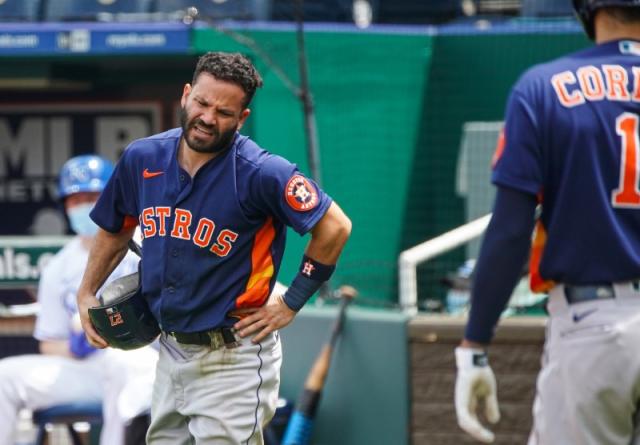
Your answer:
(199, 113), (216, 127)
(197, 109), (217, 127)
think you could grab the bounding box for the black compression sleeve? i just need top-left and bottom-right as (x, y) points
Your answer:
(464, 186), (538, 344)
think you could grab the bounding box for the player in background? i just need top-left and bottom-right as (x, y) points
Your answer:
(76, 52), (351, 444)
(0, 155), (157, 445)
(454, 1), (640, 444)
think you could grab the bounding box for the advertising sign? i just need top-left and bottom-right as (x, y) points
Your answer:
(0, 103), (161, 235)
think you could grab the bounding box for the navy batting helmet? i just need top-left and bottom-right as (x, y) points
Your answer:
(88, 269), (160, 350)
(573, 0), (640, 39)
(58, 154), (114, 200)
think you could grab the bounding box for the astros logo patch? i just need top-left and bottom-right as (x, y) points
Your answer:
(285, 175), (318, 211)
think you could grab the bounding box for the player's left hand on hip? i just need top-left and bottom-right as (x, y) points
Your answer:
(232, 294), (296, 343)
(454, 346), (500, 443)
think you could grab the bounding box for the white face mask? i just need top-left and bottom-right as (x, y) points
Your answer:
(67, 203), (98, 237)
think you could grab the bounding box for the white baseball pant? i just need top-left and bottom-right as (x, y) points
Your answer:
(0, 347), (157, 445)
(147, 331), (282, 445)
(529, 281), (640, 445)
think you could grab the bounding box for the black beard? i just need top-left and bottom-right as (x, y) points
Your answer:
(180, 107), (236, 154)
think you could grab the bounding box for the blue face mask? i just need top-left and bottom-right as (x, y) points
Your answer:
(67, 203), (98, 237)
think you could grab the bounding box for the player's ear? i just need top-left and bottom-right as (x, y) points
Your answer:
(237, 108), (251, 130)
(180, 83), (192, 107)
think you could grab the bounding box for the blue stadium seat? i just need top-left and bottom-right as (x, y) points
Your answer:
(0, 0), (42, 22)
(521, 0), (574, 17)
(32, 401), (103, 445)
(152, 0), (270, 21)
(270, 0), (352, 22)
(44, 0), (153, 22)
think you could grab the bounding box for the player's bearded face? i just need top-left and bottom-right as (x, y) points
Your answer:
(180, 106), (238, 154)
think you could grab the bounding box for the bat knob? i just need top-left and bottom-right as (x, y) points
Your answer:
(337, 285), (358, 301)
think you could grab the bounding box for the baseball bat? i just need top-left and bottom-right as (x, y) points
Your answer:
(281, 285), (357, 445)
(127, 239), (142, 257)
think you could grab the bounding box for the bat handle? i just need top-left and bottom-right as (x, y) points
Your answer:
(128, 239), (142, 258)
(282, 411), (313, 445)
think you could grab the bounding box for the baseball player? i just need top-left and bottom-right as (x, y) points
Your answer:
(76, 52), (351, 444)
(0, 155), (158, 445)
(454, 1), (640, 444)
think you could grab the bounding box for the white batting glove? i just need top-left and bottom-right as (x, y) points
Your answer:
(455, 346), (500, 443)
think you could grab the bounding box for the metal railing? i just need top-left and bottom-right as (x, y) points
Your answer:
(398, 213), (492, 314)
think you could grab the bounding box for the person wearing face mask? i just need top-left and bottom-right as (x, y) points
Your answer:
(0, 155), (158, 445)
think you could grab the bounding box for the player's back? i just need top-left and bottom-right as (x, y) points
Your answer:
(497, 40), (640, 284)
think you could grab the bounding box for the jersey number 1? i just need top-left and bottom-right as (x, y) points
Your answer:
(612, 113), (640, 208)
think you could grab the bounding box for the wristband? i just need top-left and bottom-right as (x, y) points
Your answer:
(283, 274), (323, 311)
(283, 256), (336, 311)
(455, 347), (489, 369)
(299, 255), (335, 281)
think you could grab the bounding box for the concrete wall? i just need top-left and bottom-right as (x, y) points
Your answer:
(279, 309), (547, 445)
(410, 315), (545, 444)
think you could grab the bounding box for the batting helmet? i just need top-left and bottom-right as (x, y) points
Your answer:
(58, 154), (114, 200)
(573, 0), (640, 39)
(88, 269), (160, 350)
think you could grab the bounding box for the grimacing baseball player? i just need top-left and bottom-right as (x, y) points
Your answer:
(76, 52), (351, 444)
(0, 155), (157, 445)
(455, 1), (640, 444)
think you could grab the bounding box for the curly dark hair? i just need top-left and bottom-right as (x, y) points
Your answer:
(607, 6), (640, 24)
(192, 52), (263, 108)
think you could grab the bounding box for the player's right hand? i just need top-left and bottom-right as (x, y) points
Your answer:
(454, 346), (500, 443)
(76, 292), (108, 349)
(232, 293), (296, 344)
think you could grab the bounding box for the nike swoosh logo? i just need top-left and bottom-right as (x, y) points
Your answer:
(143, 168), (164, 179)
(572, 308), (598, 323)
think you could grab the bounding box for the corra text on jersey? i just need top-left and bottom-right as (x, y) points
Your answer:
(551, 64), (640, 107)
(139, 206), (238, 257)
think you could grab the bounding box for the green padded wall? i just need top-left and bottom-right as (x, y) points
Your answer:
(193, 27), (433, 305)
(279, 305), (410, 445)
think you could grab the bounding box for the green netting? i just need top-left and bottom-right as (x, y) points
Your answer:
(192, 22), (591, 308)
(411, 29), (591, 308)
(194, 27), (432, 304)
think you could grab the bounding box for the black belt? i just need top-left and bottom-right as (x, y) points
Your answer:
(167, 327), (240, 349)
(564, 284), (615, 304)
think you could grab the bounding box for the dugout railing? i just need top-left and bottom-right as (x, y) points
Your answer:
(398, 213), (492, 314)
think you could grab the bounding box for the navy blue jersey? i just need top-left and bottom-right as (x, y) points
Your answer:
(91, 128), (332, 332)
(493, 39), (640, 288)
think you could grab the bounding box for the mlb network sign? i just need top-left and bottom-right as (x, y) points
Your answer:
(0, 103), (160, 235)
